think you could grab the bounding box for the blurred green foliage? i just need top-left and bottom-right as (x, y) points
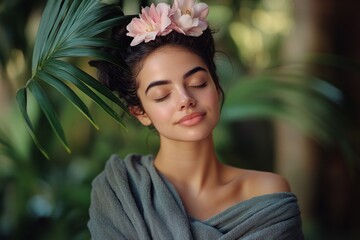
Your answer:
(1, 0), (359, 239)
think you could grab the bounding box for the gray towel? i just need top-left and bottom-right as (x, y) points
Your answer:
(88, 154), (304, 239)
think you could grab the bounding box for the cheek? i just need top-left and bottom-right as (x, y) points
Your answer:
(203, 88), (220, 107)
(143, 102), (175, 123)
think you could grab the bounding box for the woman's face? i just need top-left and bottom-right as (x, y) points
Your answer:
(133, 45), (220, 143)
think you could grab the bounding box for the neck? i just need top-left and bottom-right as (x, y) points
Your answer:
(154, 134), (222, 196)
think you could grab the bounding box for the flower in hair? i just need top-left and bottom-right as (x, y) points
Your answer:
(126, 3), (172, 46)
(170, 0), (209, 36)
(126, 0), (209, 46)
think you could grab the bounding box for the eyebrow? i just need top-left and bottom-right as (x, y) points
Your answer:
(145, 66), (207, 95)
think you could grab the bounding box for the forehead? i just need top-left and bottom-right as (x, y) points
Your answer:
(144, 45), (205, 69)
(136, 45), (207, 84)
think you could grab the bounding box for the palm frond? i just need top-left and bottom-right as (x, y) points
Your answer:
(17, 0), (132, 158)
(16, 88), (50, 159)
(28, 79), (70, 150)
(222, 72), (347, 146)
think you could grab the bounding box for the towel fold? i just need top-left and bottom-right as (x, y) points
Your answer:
(88, 154), (304, 239)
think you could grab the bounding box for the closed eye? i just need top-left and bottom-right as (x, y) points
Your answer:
(192, 82), (208, 88)
(154, 93), (170, 103)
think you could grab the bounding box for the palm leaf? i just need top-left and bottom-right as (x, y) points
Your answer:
(48, 60), (123, 106)
(27, 79), (71, 153)
(17, 0), (132, 157)
(43, 61), (126, 125)
(36, 70), (98, 129)
(16, 88), (50, 159)
(222, 72), (347, 145)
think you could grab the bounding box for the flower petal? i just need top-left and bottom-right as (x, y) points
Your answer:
(126, 2), (173, 46)
(144, 32), (158, 43)
(187, 27), (203, 36)
(157, 3), (172, 32)
(177, 14), (195, 30)
(193, 3), (209, 19)
(126, 0), (209, 45)
(130, 35), (145, 46)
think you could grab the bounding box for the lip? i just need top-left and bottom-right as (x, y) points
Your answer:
(176, 112), (206, 126)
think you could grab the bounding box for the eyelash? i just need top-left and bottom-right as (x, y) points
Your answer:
(153, 82), (208, 103)
(192, 82), (208, 88)
(154, 94), (170, 103)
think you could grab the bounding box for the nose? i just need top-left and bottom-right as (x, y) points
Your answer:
(178, 92), (196, 110)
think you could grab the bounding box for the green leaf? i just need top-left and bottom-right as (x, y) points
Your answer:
(222, 74), (343, 144)
(60, 38), (122, 50)
(68, 5), (123, 37)
(78, 15), (133, 37)
(32, 0), (63, 70)
(27, 80), (71, 153)
(21, 0), (132, 156)
(48, 60), (127, 111)
(43, 61), (127, 127)
(15, 88), (50, 159)
(52, 1), (88, 46)
(36, 70), (99, 130)
(52, 48), (126, 68)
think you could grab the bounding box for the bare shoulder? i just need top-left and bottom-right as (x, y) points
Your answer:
(245, 170), (291, 194)
(225, 166), (291, 200)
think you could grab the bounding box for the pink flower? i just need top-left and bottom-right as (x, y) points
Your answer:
(170, 0), (209, 36)
(125, 0), (210, 46)
(126, 3), (172, 46)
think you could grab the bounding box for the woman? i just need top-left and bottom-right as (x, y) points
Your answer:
(88, 0), (303, 239)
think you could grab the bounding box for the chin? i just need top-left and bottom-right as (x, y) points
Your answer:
(168, 129), (214, 142)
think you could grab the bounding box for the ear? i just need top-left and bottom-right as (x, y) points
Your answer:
(129, 106), (152, 126)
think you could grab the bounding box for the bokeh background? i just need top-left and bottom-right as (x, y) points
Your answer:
(1, 0), (359, 239)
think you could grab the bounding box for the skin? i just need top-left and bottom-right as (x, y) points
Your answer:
(131, 45), (290, 221)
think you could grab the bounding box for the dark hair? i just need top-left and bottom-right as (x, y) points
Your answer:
(91, 20), (224, 112)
